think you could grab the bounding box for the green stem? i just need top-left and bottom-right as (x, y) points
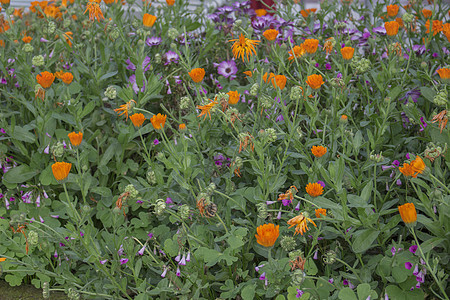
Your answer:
(63, 182), (81, 223)
(216, 214), (229, 234)
(429, 174), (450, 194)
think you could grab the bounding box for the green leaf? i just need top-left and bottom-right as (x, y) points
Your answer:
(39, 164), (57, 186)
(3, 165), (38, 184)
(388, 86), (402, 101)
(5, 274), (23, 287)
(356, 283), (372, 300)
(80, 101), (96, 119)
(419, 86), (435, 102)
(392, 266), (408, 283)
(338, 288), (358, 300)
(99, 71), (118, 82)
(9, 126), (35, 143)
(241, 284), (256, 299)
(304, 258), (318, 275)
(352, 229), (379, 253)
(68, 82), (82, 94)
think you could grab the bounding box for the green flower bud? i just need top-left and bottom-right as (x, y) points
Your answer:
(131, 19), (140, 28)
(63, 19), (71, 28)
(42, 282), (50, 299)
(260, 95), (272, 108)
(250, 83), (259, 96)
(323, 250), (337, 264)
(146, 170), (156, 185)
(215, 92), (229, 104)
(124, 184), (139, 199)
(154, 53), (162, 64)
(233, 19), (242, 30)
(32, 55), (45, 67)
(23, 44), (34, 53)
(264, 128), (277, 143)
(290, 86), (303, 101)
(256, 202), (268, 219)
(180, 96), (190, 109)
(433, 90), (448, 106)
(109, 27), (120, 40)
(206, 182), (216, 196)
(154, 199), (166, 216)
(156, 152), (165, 161)
(280, 236), (297, 252)
(67, 288), (80, 300)
(291, 269), (306, 285)
(48, 21), (56, 34)
(179, 204), (190, 220)
(168, 28), (179, 40)
(402, 12), (414, 24)
(420, 61), (427, 69)
(296, 127), (304, 139)
(51, 142), (65, 158)
(104, 86), (117, 99)
(28, 230), (39, 246)
(289, 249), (304, 260)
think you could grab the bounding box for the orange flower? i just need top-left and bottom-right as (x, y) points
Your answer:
(303, 38), (319, 54)
(0, 257), (6, 262)
(130, 113), (145, 128)
(263, 72), (275, 84)
(340, 46), (355, 60)
(422, 9), (432, 18)
(443, 23), (450, 42)
(287, 213), (317, 235)
(84, 0), (104, 22)
(36, 71), (55, 89)
(166, 0), (174, 6)
(425, 19), (443, 36)
(311, 145), (327, 157)
(68, 131), (83, 146)
(398, 203), (417, 225)
(263, 29), (279, 41)
(255, 223), (279, 247)
(273, 75), (286, 90)
(305, 182), (324, 197)
(150, 113), (167, 130)
(255, 9), (267, 17)
(431, 110), (448, 133)
(197, 99), (217, 120)
(179, 123), (186, 130)
(399, 162), (415, 177)
(52, 162), (72, 181)
(395, 17), (404, 28)
(410, 156), (426, 176)
(114, 99), (136, 120)
(386, 4), (399, 17)
(60, 72), (73, 84)
(189, 68), (205, 83)
(385, 21), (399, 36)
(22, 36), (32, 43)
(323, 38), (334, 55)
(315, 208), (326, 218)
(306, 74), (324, 90)
(143, 13), (157, 27)
(104, 0), (115, 5)
(341, 114), (348, 121)
(300, 8), (317, 18)
(437, 68), (450, 79)
(288, 45), (306, 60)
(63, 31), (73, 47)
(229, 33), (260, 62)
(227, 90), (240, 105)
(243, 70), (252, 77)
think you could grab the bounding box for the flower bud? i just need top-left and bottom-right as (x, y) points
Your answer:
(402, 12), (414, 24)
(32, 55), (45, 67)
(154, 53), (162, 64)
(132, 19), (140, 28)
(105, 86), (117, 99)
(280, 236), (297, 252)
(433, 90), (448, 106)
(67, 288), (80, 300)
(124, 184), (139, 199)
(51, 142), (65, 157)
(154, 199), (166, 216)
(420, 62), (427, 69)
(146, 170), (156, 185)
(290, 86), (302, 101)
(23, 44), (34, 53)
(323, 250), (337, 264)
(110, 28), (120, 40)
(256, 202), (268, 219)
(28, 230), (39, 245)
(168, 28), (179, 40)
(291, 269), (306, 285)
(48, 21), (56, 34)
(180, 96), (190, 109)
(179, 204), (190, 220)
(42, 282), (50, 299)
(250, 83), (259, 96)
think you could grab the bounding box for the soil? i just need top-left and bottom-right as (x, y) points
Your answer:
(0, 280), (68, 300)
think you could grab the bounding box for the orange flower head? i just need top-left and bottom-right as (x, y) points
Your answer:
(143, 13), (157, 27)
(437, 68), (450, 80)
(315, 208), (326, 218)
(323, 37), (335, 55)
(68, 131), (83, 147)
(395, 17), (404, 28)
(385, 21), (400, 36)
(311, 145), (327, 157)
(84, 0), (104, 22)
(150, 113), (167, 130)
(398, 203), (417, 225)
(306, 74), (324, 90)
(273, 75), (287, 90)
(263, 72), (275, 84)
(303, 38), (319, 54)
(300, 8), (317, 18)
(341, 114), (348, 121)
(179, 123), (186, 130)
(166, 0), (174, 6)
(340, 46), (355, 60)
(425, 19), (443, 36)
(104, 0), (115, 5)
(422, 9), (432, 19)
(52, 162), (72, 182)
(36, 71), (55, 89)
(189, 68), (205, 83)
(60, 72), (73, 84)
(63, 31), (73, 47)
(288, 45), (306, 60)
(130, 113), (145, 128)
(0, 257), (6, 262)
(287, 213), (317, 235)
(410, 156), (426, 176)
(443, 23), (450, 42)
(197, 99), (218, 120)
(114, 99), (136, 120)
(22, 36), (32, 43)
(229, 33), (260, 62)
(386, 5), (399, 17)
(255, 223), (279, 247)
(431, 110), (448, 133)
(305, 182), (324, 197)
(227, 90), (240, 105)
(255, 9), (267, 17)
(399, 162), (415, 177)
(263, 29), (279, 41)
(243, 70), (252, 77)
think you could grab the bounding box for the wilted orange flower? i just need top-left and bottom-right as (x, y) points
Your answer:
(399, 162), (415, 177)
(227, 90), (240, 105)
(0, 40), (4, 47)
(398, 203), (417, 225)
(68, 131), (83, 146)
(63, 31), (73, 47)
(143, 13), (157, 27)
(431, 110), (448, 133)
(229, 33), (260, 62)
(305, 182), (324, 197)
(197, 99), (217, 120)
(130, 113), (145, 128)
(311, 145), (327, 157)
(13, 8), (23, 18)
(422, 9), (432, 18)
(166, 0), (174, 6)
(189, 68), (205, 83)
(288, 45), (306, 60)
(411, 156), (426, 175)
(255, 223), (279, 247)
(60, 72), (73, 84)
(287, 213), (317, 235)
(278, 185), (298, 202)
(150, 113), (167, 130)
(114, 99), (136, 120)
(52, 162), (72, 181)
(263, 29), (279, 41)
(306, 74), (324, 89)
(103, 0), (115, 5)
(255, 9), (267, 17)
(437, 68), (450, 79)
(323, 37), (334, 55)
(179, 123), (186, 130)
(54, 70), (64, 79)
(300, 8), (317, 18)
(315, 208), (326, 218)
(263, 72), (275, 84)
(385, 21), (400, 36)
(386, 4), (398, 17)
(243, 70), (252, 77)
(22, 36), (32, 43)
(395, 17), (404, 27)
(340, 47), (354, 60)
(303, 38), (319, 54)
(84, 0), (104, 22)
(425, 19), (443, 36)
(36, 71), (55, 89)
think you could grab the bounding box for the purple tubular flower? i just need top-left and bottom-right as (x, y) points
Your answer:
(419, 117), (427, 132)
(137, 245), (146, 256)
(259, 272), (266, 280)
(216, 60), (238, 79)
(120, 258), (128, 265)
(118, 244), (124, 256)
(179, 254), (186, 266)
(148, 233), (153, 239)
(186, 252), (190, 262)
(175, 254), (181, 262)
(313, 250), (318, 260)
(413, 264), (419, 276)
(296, 289), (304, 298)
(54, 250), (58, 258)
(146, 36), (162, 47)
(39, 216), (44, 223)
(161, 267), (167, 277)
(409, 245), (418, 254)
(255, 264), (264, 272)
(176, 266), (181, 277)
(100, 259), (107, 265)
(295, 202), (300, 211)
(405, 262), (413, 270)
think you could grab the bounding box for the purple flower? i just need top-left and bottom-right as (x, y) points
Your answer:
(179, 254), (186, 266)
(296, 289), (304, 298)
(325, 63), (331, 70)
(391, 246), (397, 256)
(413, 264), (419, 276)
(405, 262), (413, 270)
(80, 232), (84, 237)
(120, 258), (128, 265)
(259, 272), (266, 280)
(137, 245), (146, 256)
(255, 264), (264, 272)
(161, 267), (167, 277)
(40, 216), (44, 223)
(100, 259), (108, 265)
(40, 37), (49, 43)
(411, 45), (426, 55)
(54, 250), (58, 258)
(281, 198), (292, 206)
(396, 179), (402, 186)
(343, 279), (349, 286)
(163, 51), (179, 65)
(129, 75), (146, 94)
(136, 200), (143, 204)
(51, 215), (59, 218)
(118, 244), (124, 256)
(317, 181), (326, 188)
(432, 52), (438, 58)
(419, 117), (427, 132)
(186, 252), (191, 262)
(176, 266), (181, 277)
(148, 233), (153, 239)
(295, 202), (300, 211)
(313, 250), (318, 260)
(216, 60), (237, 79)
(409, 245), (418, 254)
(175, 254), (181, 262)
(277, 211), (282, 219)
(59, 243), (65, 247)
(372, 26), (386, 35)
(328, 278), (334, 284)
(153, 139), (160, 145)
(146, 36), (161, 47)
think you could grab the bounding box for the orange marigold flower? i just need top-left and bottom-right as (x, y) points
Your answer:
(229, 33), (260, 62)
(311, 145), (327, 157)
(68, 131), (83, 146)
(197, 99), (217, 120)
(425, 19), (443, 36)
(22, 36), (32, 43)
(386, 4), (399, 17)
(340, 46), (355, 60)
(437, 68), (450, 79)
(288, 45), (306, 60)
(189, 68), (205, 83)
(300, 8), (317, 18)
(273, 75), (287, 90)
(84, 0), (104, 22)
(150, 113), (167, 130)
(422, 9), (432, 18)
(114, 99), (136, 120)
(395, 17), (404, 28)
(63, 31), (73, 47)
(179, 123), (186, 130)
(255, 223), (279, 247)
(166, 0), (174, 6)
(243, 70), (252, 77)
(52, 162), (72, 182)
(431, 110), (448, 133)
(315, 208), (326, 218)
(0, 257), (6, 262)
(305, 182), (324, 197)
(143, 13), (157, 27)
(263, 29), (279, 41)
(399, 162), (415, 177)
(303, 38), (319, 54)
(306, 74), (324, 89)
(385, 21), (399, 36)
(398, 203), (417, 225)
(255, 9), (267, 17)
(410, 156), (426, 176)
(60, 72), (73, 84)
(341, 114), (348, 121)
(443, 23), (450, 42)
(227, 90), (240, 105)
(130, 113), (145, 128)
(287, 213), (317, 235)
(36, 71), (55, 89)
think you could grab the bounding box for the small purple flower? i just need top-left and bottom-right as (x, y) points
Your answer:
(129, 75), (146, 94)
(59, 243), (65, 247)
(80, 232), (84, 237)
(40, 37), (49, 43)
(176, 266), (181, 277)
(186, 252), (191, 262)
(100, 259), (108, 265)
(148, 233), (153, 239)
(413, 264), (419, 276)
(146, 36), (162, 47)
(118, 244), (124, 256)
(419, 117), (427, 132)
(317, 181), (326, 188)
(296, 289), (304, 298)
(163, 51), (179, 65)
(409, 245), (418, 254)
(391, 246), (397, 256)
(313, 250), (318, 260)
(136, 200), (143, 204)
(120, 258), (129, 265)
(405, 262), (413, 270)
(166, 197), (173, 204)
(175, 254), (181, 262)
(259, 272), (266, 280)
(179, 254), (186, 266)
(153, 139), (160, 145)
(51, 215), (59, 218)
(328, 278), (334, 284)
(216, 60), (238, 79)
(54, 250), (58, 258)
(406, 153), (410, 160)
(295, 202), (300, 211)
(396, 179), (402, 186)
(255, 264), (264, 272)
(277, 211), (282, 219)
(161, 267), (167, 277)
(281, 198), (292, 206)
(137, 245), (146, 256)
(325, 63), (331, 70)
(343, 279), (349, 286)
(39, 216), (44, 223)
